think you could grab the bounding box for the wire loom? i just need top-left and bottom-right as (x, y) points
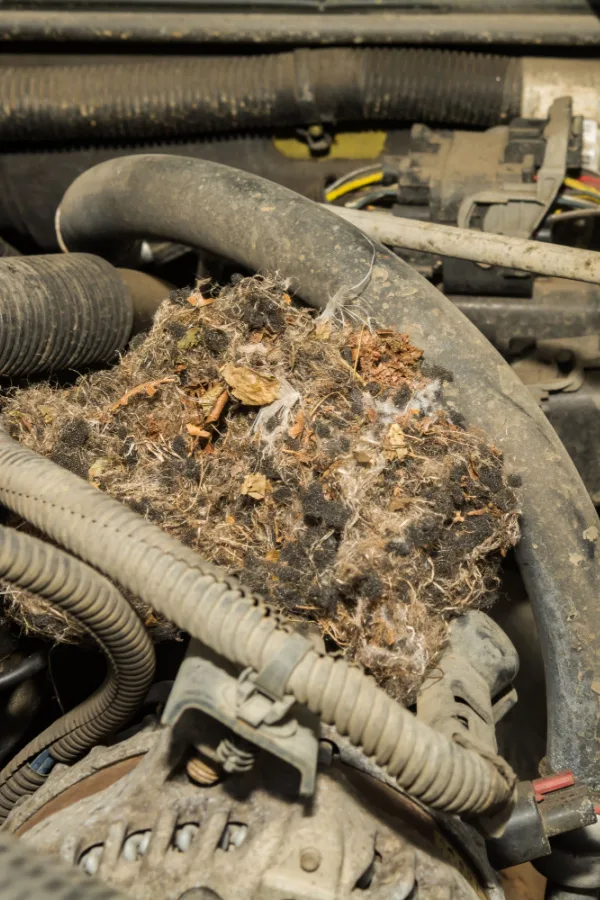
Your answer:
(1, 274), (520, 703)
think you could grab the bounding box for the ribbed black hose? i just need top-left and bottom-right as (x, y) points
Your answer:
(52, 155), (600, 790)
(0, 255), (133, 377)
(0, 833), (129, 900)
(0, 527), (155, 823)
(0, 49), (521, 146)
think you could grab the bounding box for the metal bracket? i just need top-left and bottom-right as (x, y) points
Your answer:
(457, 97), (572, 238)
(162, 639), (319, 796)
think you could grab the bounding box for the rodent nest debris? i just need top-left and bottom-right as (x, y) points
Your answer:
(2, 274), (520, 701)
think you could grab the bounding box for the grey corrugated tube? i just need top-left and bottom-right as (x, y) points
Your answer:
(0, 527), (155, 823)
(52, 154), (600, 788)
(0, 435), (515, 816)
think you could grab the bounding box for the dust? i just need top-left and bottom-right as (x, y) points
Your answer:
(1, 275), (520, 702)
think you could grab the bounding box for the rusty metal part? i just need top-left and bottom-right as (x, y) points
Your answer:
(7, 724), (489, 900)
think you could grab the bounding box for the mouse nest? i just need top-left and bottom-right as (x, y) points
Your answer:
(2, 274), (520, 702)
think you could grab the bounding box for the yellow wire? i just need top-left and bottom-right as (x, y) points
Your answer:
(325, 171), (384, 203)
(564, 176), (600, 200)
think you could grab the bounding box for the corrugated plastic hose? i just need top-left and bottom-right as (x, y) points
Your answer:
(53, 156), (600, 791)
(0, 526), (155, 823)
(0, 432), (514, 817)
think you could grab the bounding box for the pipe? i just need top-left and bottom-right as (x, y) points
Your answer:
(0, 135), (388, 252)
(0, 527), (155, 822)
(0, 10), (597, 47)
(0, 49), (520, 146)
(52, 154), (600, 788)
(0, 654), (46, 694)
(0, 832), (129, 900)
(325, 207), (600, 286)
(0, 254), (133, 377)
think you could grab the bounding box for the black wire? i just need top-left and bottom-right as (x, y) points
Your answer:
(0, 652), (46, 692)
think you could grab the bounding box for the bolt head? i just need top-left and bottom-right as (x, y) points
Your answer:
(300, 847), (321, 872)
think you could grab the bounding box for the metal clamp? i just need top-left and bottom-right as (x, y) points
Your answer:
(162, 639), (319, 796)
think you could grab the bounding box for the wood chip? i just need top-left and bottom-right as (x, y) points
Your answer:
(186, 291), (215, 308)
(221, 363), (280, 406)
(205, 389), (229, 425)
(186, 423), (211, 438)
(111, 377), (177, 412)
(240, 473), (271, 500)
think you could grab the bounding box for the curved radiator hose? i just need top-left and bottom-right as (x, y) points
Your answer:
(0, 435), (514, 816)
(0, 48), (520, 146)
(0, 254), (132, 377)
(0, 527), (155, 822)
(52, 155), (600, 789)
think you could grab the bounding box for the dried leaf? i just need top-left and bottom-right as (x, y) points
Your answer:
(386, 424), (405, 448)
(38, 405), (56, 424)
(240, 473), (271, 500)
(315, 320), (332, 341)
(88, 458), (109, 481)
(353, 450), (372, 465)
(177, 327), (202, 351)
(186, 291), (215, 308)
(288, 410), (305, 440)
(265, 549), (280, 562)
(186, 423), (211, 438)
(389, 497), (411, 511)
(221, 364), (280, 406)
(111, 377), (177, 412)
(282, 293), (292, 306)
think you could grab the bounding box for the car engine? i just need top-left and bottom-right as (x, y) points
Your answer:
(0, 5), (598, 900)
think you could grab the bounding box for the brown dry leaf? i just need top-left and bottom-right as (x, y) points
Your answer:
(186, 291), (215, 308)
(386, 424), (405, 448)
(288, 410), (305, 440)
(389, 497), (411, 511)
(205, 389), (229, 425)
(265, 549), (280, 562)
(240, 473), (271, 500)
(282, 293), (292, 306)
(88, 458), (109, 482)
(353, 450), (372, 465)
(221, 364), (280, 406)
(111, 377), (177, 412)
(186, 423), (211, 438)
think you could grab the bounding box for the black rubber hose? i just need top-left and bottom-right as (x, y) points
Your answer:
(0, 49), (521, 146)
(0, 832), (129, 900)
(53, 154), (600, 789)
(0, 134), (396, 253)
(0, 254), (133, 377)
(0, 527), (155, 823)
(0, 653), (46, 693)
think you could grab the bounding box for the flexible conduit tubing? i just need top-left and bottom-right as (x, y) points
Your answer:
(0, 49), (520, 145)
(0, 527), (155, 822)
(0, 433), (515, 816)
(51, 155), (600, 788)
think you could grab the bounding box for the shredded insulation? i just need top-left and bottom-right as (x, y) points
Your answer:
(1, 275), (520, 701)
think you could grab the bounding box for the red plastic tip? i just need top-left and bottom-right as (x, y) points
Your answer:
(533, 771), (576, 802)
